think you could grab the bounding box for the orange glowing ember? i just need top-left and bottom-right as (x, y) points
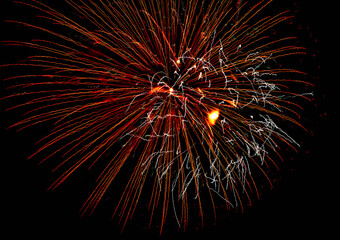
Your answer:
(208, 110), (219, 125)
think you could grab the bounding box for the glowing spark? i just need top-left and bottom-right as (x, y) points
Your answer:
(208, 110), (220, 125)
(226, 99), (238, 108)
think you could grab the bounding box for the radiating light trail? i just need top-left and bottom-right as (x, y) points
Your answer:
(2, 0), (312, 232)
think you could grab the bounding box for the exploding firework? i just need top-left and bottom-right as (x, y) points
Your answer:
(2, 0), (312, 232)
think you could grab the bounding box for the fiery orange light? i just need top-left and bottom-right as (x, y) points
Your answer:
(208, 110), (219, 125)
(226, 100), (238, 108)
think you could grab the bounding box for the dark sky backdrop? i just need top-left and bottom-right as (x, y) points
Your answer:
(1, 0), (327, 239)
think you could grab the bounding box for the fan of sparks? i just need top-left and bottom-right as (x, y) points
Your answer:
(3, 0), (312, 231)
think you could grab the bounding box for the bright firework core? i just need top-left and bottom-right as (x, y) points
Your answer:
(208, 110), (220, 125)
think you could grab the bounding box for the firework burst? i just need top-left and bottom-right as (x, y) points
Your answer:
(3, 0), (312, 231)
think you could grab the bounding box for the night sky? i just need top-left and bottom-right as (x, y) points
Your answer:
(1, 0), (327, 239)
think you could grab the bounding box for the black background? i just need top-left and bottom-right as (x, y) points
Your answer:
(0, 0), (328, 239)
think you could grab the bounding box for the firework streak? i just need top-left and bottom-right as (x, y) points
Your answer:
(3, 0), (312, 231)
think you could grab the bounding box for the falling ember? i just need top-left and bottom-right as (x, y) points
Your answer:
(208, 110), (220, 125)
